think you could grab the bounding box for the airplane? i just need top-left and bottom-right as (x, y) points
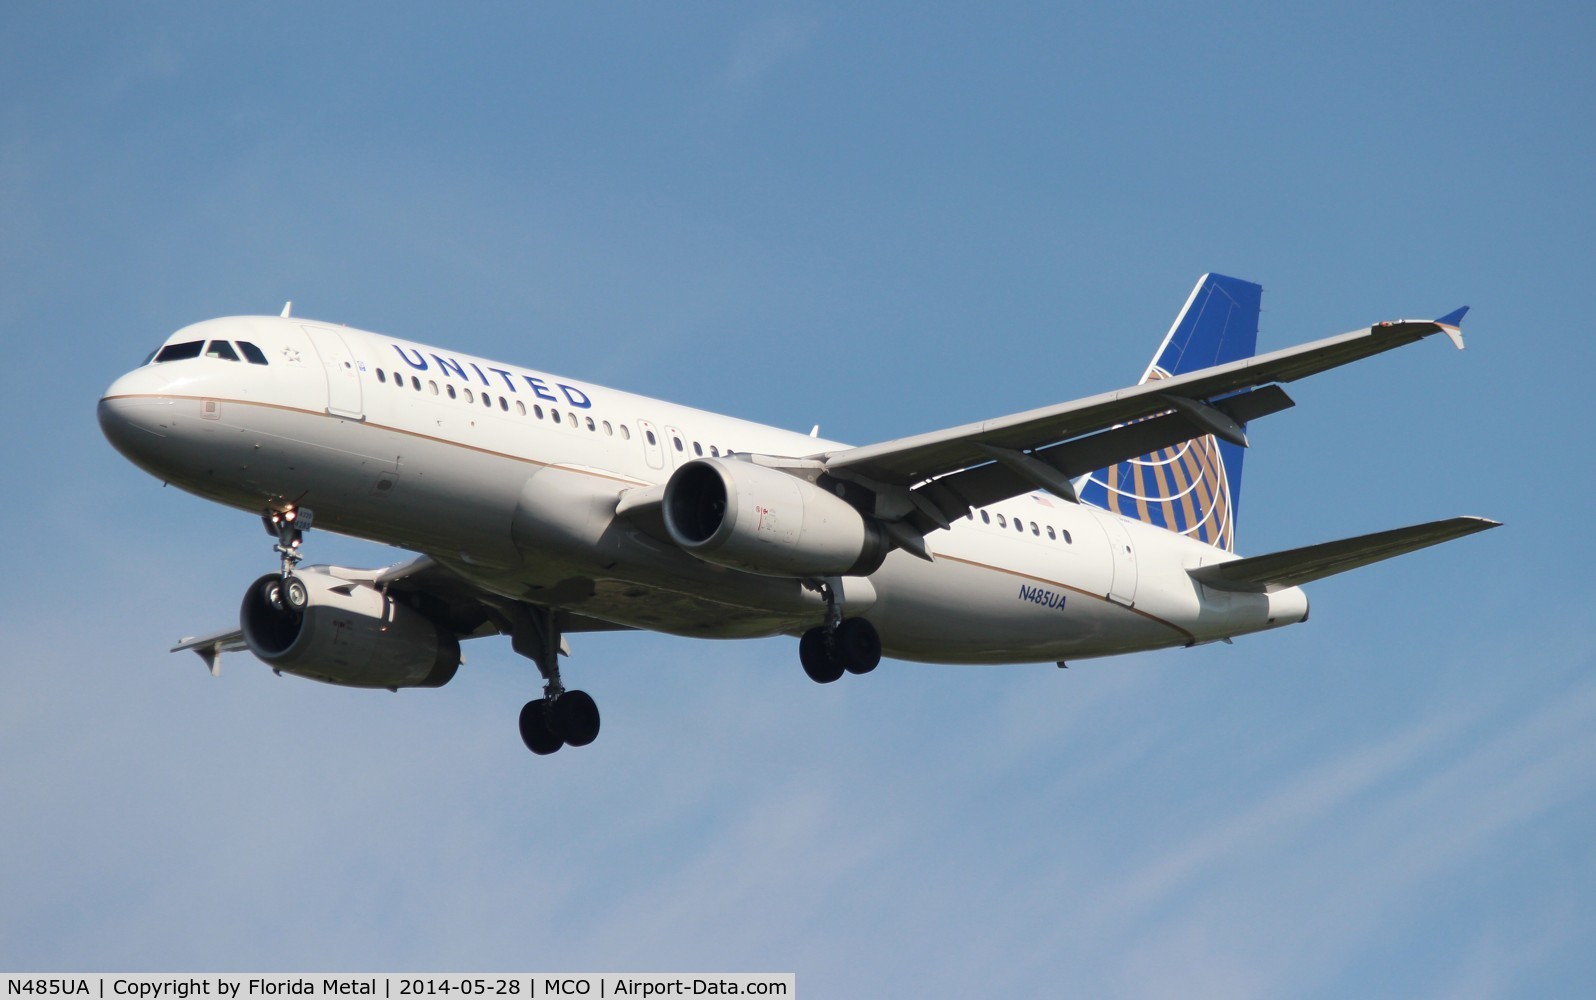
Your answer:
(98, 274), (1498, 755)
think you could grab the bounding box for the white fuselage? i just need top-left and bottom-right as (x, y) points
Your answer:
(99, 315), (1309, 665)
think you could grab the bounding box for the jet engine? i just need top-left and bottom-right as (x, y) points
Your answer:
(240, 571), (461, 689)
(662, 458), (888, 578)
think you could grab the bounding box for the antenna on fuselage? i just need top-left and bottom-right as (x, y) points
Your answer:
(280, 301), (293, 318)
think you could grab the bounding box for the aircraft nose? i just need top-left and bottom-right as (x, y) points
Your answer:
(98, 370), (182, 467)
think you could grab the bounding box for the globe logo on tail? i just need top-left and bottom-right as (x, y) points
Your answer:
(1080, 369), (1237, 551)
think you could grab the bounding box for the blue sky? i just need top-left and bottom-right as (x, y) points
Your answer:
(3, 3), (1593, 996)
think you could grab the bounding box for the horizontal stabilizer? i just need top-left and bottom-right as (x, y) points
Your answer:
(1189, 516), (1500, 593)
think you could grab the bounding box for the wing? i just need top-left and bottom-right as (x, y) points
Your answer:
(811, 310), (1468, 537)
(172, 555), (632, 673)
(172, 629), (249, 676)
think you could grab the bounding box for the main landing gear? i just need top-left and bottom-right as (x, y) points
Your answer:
(798, 578), (881, 684)
(519, 691), (599, 756)
(503, 603), (601, 756)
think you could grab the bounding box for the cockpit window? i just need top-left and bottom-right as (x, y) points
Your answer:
(237, 341), (269, 365)
(205, 341), (241, 361)
(154, 341), (204, 363)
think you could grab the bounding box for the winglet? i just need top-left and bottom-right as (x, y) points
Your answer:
(1435, 305), (1468, 350)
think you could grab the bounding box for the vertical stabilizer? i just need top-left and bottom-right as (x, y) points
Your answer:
(1079, 274), (1263, 552)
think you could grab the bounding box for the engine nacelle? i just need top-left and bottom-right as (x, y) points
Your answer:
(662, 458), (888, 578)
(240, 571), (461, 689)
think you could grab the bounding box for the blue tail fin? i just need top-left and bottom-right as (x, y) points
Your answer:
(1078, 274), (1263, 552)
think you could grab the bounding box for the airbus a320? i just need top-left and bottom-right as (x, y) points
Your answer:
(98, 274), (1498, 755)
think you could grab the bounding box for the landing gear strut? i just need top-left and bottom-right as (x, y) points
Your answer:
(261, 506), (313, 611)
(799, 578), (881, 683)
(503, 603), (601, 755)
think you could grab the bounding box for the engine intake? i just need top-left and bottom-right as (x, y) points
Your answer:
(662, 458), (888, 578)
(240, 572), (461, 689)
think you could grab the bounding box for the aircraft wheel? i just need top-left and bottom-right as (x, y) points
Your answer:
(799, 628), (845, 684)
(836, 618), (881, 675)
(519, 699), (563, 755)
(282, 575), (310, 611)
(553, 690), (601, 748)
(262, 578), (286, 612)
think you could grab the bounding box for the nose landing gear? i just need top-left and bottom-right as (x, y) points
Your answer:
(261, 506), (314, 610)
(264, 506), (312, 570)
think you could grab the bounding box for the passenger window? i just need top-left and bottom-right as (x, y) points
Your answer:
(377, 369), (387, 384)
(645, 429), (656, 445)
(1031, 522), (1040, 535)
(996, 514), (1007, 528)
(464, 388), (475, 403)
(500, 397), (509, 411)
(411, 376), (422, 391)
(154, 341), (204, 363)
(482, 393), (492, 407)
(447, 384), (457, 399)
(709, 445), (719, 457)
(586, 416), (596, 431)
(1062, 530), (1073, 544)
(205, 341), (240, 361)
(428, 381), (439, 395)
(553, 411), (562, 424)
(534, 405), (544, 419)
(693, 442), (703, 456)
(237, 341), (269, 365)
(1015, 519), (1024, 532)
(568, 411), (578, 426)
(603, 420), (613, 436)
(1046, 526), (1056, 540)
(673, 437), (684, 452)
(980, 511), (990, 524)
(516, 400), (526, 416)
(621, 425), (631, 441)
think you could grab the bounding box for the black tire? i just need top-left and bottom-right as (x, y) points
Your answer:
(836, 618), (882, 675)
(518, 699), (563, 755)
(799, 627), (845, 684)
(553, 689), (601, 748)
(283, 575), (310, 611)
